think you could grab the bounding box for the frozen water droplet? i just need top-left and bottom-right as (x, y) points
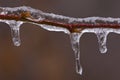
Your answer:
(95, 29), (109, 53)
(6, 21), (23, 46)
(70, 32), (83, 75)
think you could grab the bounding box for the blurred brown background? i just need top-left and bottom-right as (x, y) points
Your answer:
(0, 0), (120, 80)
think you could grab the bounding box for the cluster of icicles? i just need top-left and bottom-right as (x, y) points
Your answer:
(0, 6), (120, 75)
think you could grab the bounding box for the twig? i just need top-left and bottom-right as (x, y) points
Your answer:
(0, 6), (120, 33)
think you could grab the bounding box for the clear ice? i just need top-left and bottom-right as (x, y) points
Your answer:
(6, 21), (23, 46)
(1, 6), (120, 75)
(70, 32), (83, 75)
(7, 21), (23, 46)
(95, 29), (109, 53)
(0, 20), (23, 46)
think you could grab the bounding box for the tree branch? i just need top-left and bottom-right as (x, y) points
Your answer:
(0, 6), (120, 33)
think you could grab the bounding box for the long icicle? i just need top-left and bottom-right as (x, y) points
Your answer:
(70, 32), (83, 75)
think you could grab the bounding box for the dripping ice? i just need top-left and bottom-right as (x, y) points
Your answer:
(69, 28), (120, 75)
(1, 20), (23, 46)
(82, 28), (120, 54)
(70, 32), (83, 75)
(94, 28), (109, 53)
(1, 6), (120, 75)
(7, 21), (23, 46)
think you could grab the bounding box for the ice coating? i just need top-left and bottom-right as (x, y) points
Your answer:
(0, 6), (120, 75)
(38, 24), (70, 34)
(1, 6), (120, 25)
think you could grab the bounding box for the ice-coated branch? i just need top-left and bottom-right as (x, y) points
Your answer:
(0, 6), (120, 33)
(0, 6), (120, 75)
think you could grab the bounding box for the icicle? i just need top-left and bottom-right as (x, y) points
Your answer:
(6, 21), (23, 46)
(95, 29), (109, 53)
(70, 32), (83, 75)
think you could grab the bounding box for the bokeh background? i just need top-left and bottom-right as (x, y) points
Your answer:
(0, 0), (120, 80)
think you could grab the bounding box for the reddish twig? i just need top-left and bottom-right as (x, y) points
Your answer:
(0, 6), (120, 33)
